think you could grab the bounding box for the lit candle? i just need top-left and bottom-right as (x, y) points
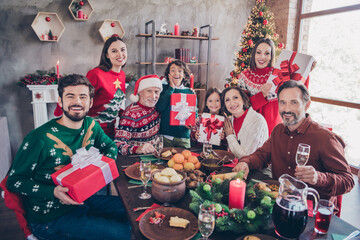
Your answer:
(190, 74), (194, 89)
(229, 178), (246, 209)
(174, 23), (180, 36)
(56, 60), (59, 80)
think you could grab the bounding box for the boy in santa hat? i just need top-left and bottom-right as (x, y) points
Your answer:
(114, 75), (163, 155)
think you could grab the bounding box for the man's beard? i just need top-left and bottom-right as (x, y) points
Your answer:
(281, 111), (300, 126)
(62, 105), (88, 122)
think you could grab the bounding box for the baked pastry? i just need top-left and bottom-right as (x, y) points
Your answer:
(161, 150), (172, 158)
(169, 216), (190, 228)
(171, 148), (178, 154)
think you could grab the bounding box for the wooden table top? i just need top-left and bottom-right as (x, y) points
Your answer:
(113, 154), (359, 240)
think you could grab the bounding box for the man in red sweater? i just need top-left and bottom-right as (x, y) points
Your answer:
(115, 75), (163, 155)
(234, 80), (354, 210)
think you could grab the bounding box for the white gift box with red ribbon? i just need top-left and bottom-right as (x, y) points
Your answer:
(198, 113), (224, 146)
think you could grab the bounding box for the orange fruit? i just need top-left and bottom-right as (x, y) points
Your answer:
(183, 160), (188, 164)
(194, 162), (201, 169)
(188, 156), (199, 164)
(173, 153), (185, 164)
(182, 150), (192, 160)
(167, 159), (175, 168)
(184, 162), (195, 170)
(173, 163), (184, 170)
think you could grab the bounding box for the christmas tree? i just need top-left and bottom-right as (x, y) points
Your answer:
(225, 0), (284, 87)
(94, 88), (125, 123)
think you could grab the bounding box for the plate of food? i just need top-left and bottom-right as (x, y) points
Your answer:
(184, 169), (206, 189)
(236, 233), (278, 240)
(139, 207), (198, 240)
(252, 179), (280, 198)
(155, 147), (184, 161)
(125, 164), (165, 180)
(200, 149), (235, 164)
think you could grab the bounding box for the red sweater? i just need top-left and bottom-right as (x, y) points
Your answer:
(86, 67), (126, 137)
(239, 67), (281, 136)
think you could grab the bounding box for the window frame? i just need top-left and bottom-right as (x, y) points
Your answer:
(294, 1), (360, 174)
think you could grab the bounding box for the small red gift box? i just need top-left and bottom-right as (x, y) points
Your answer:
(170, 93), (197, 126)
(267, 50), (315, 99)
(51, 147), (119, 203)
(198, 113), (224, 146)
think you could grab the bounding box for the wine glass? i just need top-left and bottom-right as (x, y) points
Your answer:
(296, 143), (310, 166)
(203, 141), (213, 158)
(155, 135), (164, 165)
(139, 160), (151, 199)
(198, 204), (215, 240)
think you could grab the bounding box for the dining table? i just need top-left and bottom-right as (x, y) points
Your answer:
(113, 152), (359, 240)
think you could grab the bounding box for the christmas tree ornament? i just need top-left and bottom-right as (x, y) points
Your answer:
(263, 19), (268, 25)
(259, 11), (263, 16)
(79, 1), (84, 6)
(45, 16), (51, 22)
(247, 39), (253, 46)
(111, 22), (115, 27)
(278, 42), (284, 48)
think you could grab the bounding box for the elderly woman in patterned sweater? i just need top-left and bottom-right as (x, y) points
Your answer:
(222, 86), (268, 159)
(115, 75), (163, 155)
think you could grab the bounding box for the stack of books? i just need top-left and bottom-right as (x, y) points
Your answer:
(175, 48), (190, 63)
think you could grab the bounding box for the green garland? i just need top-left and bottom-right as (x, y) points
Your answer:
(189, 172), (276, 233)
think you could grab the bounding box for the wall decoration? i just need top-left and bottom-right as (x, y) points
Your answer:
(99, 19), (125, 42)
(31, 12), (65, 42)
(68, 0), (94, 21)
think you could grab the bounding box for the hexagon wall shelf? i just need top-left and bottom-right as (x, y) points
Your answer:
(68, 0), (94, 21)
(99, 19), (125, 42)
(31, 12), (65, 42)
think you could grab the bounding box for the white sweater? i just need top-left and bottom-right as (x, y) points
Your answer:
(226, 107), (268, 159)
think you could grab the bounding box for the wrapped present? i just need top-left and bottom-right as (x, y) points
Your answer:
(198, 113), (224, 146)
(267, 50), (315, 99)
(51, 147), (119, 203)
(170, 93), (197, 126)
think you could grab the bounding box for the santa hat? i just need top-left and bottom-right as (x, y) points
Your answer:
(129, 75), (163, 102)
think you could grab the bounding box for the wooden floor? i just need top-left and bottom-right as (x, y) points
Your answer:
(0, 177), (359, 240)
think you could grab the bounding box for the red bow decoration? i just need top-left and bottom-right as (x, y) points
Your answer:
(201, 115), (224, 141)
(272, 52), (305, 93)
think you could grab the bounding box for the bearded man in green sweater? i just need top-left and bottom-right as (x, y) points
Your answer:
(7, 74), (130, 239)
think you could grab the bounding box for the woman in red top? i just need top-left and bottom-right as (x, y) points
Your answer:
(238, 38), (280, 136)
(86, 36), (127, 139)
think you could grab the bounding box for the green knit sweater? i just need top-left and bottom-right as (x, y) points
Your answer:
(7, 117), (118, 224)
(156, 84), (196, 139)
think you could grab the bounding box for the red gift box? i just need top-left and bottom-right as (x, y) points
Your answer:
(51, 147), (119, 203)
(170, 93), (196, 126)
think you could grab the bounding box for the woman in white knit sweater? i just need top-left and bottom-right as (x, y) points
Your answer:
(221, 86), (268, 159)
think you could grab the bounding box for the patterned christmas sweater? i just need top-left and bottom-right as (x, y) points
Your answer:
(238, 67), (281, 135)
(114, 102), (160, 155)
(7, 117), (118, 224)
(156, 84), (196, 139)
(86, 67), (126, 136)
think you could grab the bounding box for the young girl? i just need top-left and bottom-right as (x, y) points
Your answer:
(222, 86), (268, 159)
(86, 35), (127, 139)
(156, 60), (195, 148)
(191, 87), (226, 149)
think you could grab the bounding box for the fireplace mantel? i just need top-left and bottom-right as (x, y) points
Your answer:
(27, 85), (58, 128)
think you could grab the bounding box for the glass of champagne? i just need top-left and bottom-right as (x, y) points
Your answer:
(198, 204), (215, 240)
(203, 141), (213, 158)
(155, 135), (164, 165)
(139, 160), (151, 199)
(296, 143), (311, 166)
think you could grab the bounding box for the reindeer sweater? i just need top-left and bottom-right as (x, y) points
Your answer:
(7, 117), (117, 224)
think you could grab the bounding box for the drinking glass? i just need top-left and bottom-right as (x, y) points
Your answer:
(296, 143), (310, 166)
(155, 135), (164, 164)
(198, 204), (215, 240)
(314, 199), (334, 234)
(139, 160), (151, 199)
(203, 142), (213, 158)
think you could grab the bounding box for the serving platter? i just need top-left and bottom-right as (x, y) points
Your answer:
(125, 164), (164, 180)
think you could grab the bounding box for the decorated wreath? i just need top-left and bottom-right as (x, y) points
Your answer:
(189, 171), (277, 233)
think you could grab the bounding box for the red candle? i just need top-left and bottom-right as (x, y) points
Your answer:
(229, 179), (246, 209)
(56, 60), (60, 80)
(190, 74), (194, 89)
(174, 23), (180, 36)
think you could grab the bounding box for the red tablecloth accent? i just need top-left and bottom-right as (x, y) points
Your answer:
(135, 203), (163, 221)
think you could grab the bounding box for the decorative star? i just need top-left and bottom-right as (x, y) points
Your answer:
(35, 92), (42, 100)
(113, 78), (122, 89)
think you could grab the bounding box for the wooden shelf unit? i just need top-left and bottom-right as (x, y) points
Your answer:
(68, 0), (94, 21)
(31, 12), (65, 42)
(99, 19), (125, 42)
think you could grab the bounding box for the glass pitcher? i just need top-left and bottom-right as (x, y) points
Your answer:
(272, 174), (319, 239)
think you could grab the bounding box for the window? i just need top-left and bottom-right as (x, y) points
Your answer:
(296, 1), (360, 170)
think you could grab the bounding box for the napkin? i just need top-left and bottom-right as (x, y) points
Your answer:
(223, 158), (238, 168)
(135, 203), (163, 221)
(128, 179), (152, 187)
(331, 233), (347, 240)
(140, 155), (159, 161)
(307, 199), (314, 217)
(191, 152), (200, 157)
(123, 162), (139, 171)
